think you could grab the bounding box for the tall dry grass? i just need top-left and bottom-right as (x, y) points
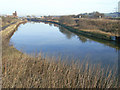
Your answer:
(1, 19), (119, 88)
(2, 42), (118, 88)
(59, 17), (119, 36)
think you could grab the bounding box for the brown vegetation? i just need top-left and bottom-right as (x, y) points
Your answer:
(1, 18), (119, 88)
(76, 18), (119, 36)
(1, 16), (18, 28)
(59, 16), (76, 26)
(59, 16), (119, 36)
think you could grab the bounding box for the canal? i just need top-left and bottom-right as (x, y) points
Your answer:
(10, 22), (119, 66)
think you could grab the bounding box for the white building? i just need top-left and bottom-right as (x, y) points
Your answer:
(118, 1), (120, 12)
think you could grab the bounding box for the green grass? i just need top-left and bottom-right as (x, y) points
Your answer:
(1, 19), (119, 88)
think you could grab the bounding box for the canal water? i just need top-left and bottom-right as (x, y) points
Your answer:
(10, 22), (119, 66)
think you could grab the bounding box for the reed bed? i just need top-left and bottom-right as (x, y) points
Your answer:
(1, 19), (119, 88)
(2, 43), (118, 88)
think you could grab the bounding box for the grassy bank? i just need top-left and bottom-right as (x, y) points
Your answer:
(1, 16), (19, 29)
(58, 17), (119, 36)
(2, 19), (119, 88)
(27, 19), (119, 50)
(73, 18), (119, 36)
(28, 18), (119, 42)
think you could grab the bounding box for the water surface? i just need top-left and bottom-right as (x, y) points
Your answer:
(10, 22), (118, 66)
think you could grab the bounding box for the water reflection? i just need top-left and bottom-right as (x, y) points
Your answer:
(45, 22), (119, 50)
(10, 22), (119, 66)
(52, 24), (89, 43)
(59, 26), (75, 39)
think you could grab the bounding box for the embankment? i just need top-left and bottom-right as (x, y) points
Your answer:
(2, 19), (118, 88)
(27, 18), (119, 42)
(27, 18), (120, 49)
(1, 20), (27, 41)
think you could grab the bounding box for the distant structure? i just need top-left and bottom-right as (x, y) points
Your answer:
(103, 1), (120, 18)
(118, 1), (120, 17)
(73, 12), (104, 19)
(118, 1), (120, 12)
(13, 11), (17, 17)
(7, 11), (18, 18)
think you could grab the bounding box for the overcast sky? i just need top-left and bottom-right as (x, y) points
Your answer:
(0, 0), (119, 16)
